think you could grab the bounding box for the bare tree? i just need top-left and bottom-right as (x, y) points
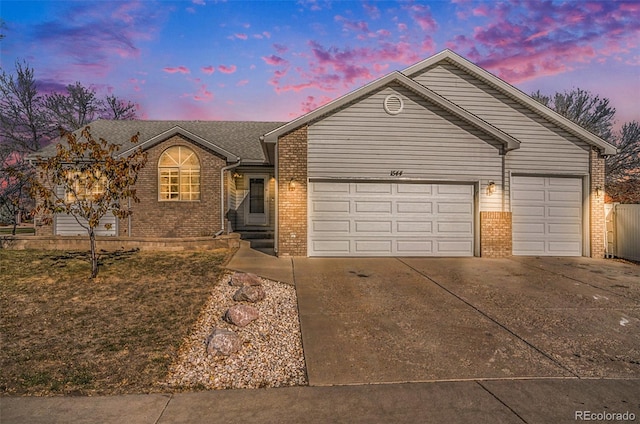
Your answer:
(532, 88), (638, 203)
(44, 82), (102, 132)
(45, 83), (138, 131)
(606, 121), (640, 203)
(0, 62), (54, 231)
(103, 94), (137, 120)
(531, 88), (616, 142)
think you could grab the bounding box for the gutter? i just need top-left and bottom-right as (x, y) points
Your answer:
(218, 158), (242, 236)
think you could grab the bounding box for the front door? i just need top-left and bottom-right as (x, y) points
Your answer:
(245, 175), (268, 225)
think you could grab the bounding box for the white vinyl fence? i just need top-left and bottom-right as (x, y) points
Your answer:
(605, 204), (640, 261)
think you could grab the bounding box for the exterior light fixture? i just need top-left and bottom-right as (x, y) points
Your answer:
(595, 186), (602, 198)
(486, 181), (496, 196)
(232, 172), (241, 179)
(288, 178), (296, 191)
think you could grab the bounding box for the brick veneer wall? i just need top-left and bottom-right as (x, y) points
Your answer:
(590, 147), (605, 258)
(277, 125), (308, 256)
(480, 211), (512, 258)
(119, 135), (226, 238)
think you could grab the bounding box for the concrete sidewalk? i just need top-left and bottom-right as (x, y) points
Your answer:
(225, 241), (294, 284)
(2, 379), (639, 424)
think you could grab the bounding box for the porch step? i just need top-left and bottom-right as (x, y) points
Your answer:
(239, 231), (274, 240)
(248, 238), (274, 249)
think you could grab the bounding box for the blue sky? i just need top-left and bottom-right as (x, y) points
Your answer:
(1, 0), (639, 128)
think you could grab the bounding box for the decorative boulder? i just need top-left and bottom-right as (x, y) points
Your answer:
(233, 285), (266, 303)
(229, 272), (262, 287)
(206, 328), (241, 357)
(224, 304), (259, 327)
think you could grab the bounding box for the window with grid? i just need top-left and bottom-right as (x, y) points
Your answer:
(65, 171), (107, 203)
(158, 146), (200, 201)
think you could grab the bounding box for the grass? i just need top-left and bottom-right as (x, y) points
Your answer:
(0, 248), (233, 396)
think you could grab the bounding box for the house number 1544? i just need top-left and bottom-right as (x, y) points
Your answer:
(390, 170), (404, 176)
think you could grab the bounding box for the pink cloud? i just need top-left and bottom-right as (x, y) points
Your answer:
(421, 35), (436, 53)
(192, 84), (213, 102)
(472, 4), (490, 17)
(453, 0), (640, 85)
(397, 23), (407, 32)
(300, 95), (332, 114)
(218, 64), (237, 74)
(273, 43), (288, 54)
(363, 3), (381, 19)
(201, 66), (215, 75)
(236, 79), (249, 86)
(262, 55), (289, 66)
(335, 15), (370, 33)
(234, 33), (248, 40)
(267, 40), (421, 95)
(405, 3), (438, 32)
(163, 66), (190, 74)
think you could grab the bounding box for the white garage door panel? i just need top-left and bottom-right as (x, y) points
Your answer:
(512, 176), (582, 256)
(309, 182), (474, 257)
(312, 220), (350, 233)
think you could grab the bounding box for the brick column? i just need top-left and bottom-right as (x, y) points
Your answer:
(277, 126), (308, 256)
(590, 147), (605, 258)
(480, 211), (512, 258)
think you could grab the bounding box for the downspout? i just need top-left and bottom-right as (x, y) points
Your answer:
(501, 151), (506, 212)
(217, 158), (241, 236)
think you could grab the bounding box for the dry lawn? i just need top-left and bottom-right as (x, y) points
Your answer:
(0, 248), (232, 396)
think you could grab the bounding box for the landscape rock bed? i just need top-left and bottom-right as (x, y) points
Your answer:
(165, 274), (307, 390)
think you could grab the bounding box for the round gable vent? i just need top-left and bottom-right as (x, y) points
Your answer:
(383, 94), (404, 115)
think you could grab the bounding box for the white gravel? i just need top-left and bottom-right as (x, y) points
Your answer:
(164, 274), (308, 390)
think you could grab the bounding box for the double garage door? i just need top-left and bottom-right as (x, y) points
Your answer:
(308, 177), (584, 257)
(308, 182), (474, 256)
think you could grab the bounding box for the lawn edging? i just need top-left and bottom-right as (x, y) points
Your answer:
(0, 233), (241, 251)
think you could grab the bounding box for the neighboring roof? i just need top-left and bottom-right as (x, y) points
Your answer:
(262, 71), (520, 152)
(402, 49), (618, 156)
(34, 120), (285, 163)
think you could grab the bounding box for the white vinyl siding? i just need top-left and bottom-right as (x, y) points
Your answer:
(511, 176), (583, 256)
(309, 182), (474, 257)
(410, 63), (591, 205)
(308, 84), (504, 212)
(53, 185), (117, 236)
(55, 213), (117, 236)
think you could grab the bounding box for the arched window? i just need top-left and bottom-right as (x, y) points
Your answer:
(158, 146), (200, 201)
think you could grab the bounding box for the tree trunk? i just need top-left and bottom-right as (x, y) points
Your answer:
(89, 228), (99, 278)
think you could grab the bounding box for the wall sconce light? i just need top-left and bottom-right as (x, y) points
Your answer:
(595, 186), (602, 198)
(232, 172), (241, 179)
(486, 181), (496, 196)
(288, 178), (297, 191)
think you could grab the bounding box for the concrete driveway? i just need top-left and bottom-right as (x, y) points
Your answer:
(293, 257), (640, 386)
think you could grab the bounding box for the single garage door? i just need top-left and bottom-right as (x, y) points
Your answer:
(512, 176), (582, 256)
(308, 182), (474, 257)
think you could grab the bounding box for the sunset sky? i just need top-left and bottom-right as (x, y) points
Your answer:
(1, 0), (639, 128)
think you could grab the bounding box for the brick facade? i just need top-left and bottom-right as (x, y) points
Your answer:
(120, 135), (227, 238)
(480, 211), (512, 258)
(277, 125), (308, 256)
(589, 147), (606, 258)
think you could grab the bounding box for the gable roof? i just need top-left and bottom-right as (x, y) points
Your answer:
(34, 120), (285, 163)
(402, 49), (617, 156)
(262, 71), (520, 153)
